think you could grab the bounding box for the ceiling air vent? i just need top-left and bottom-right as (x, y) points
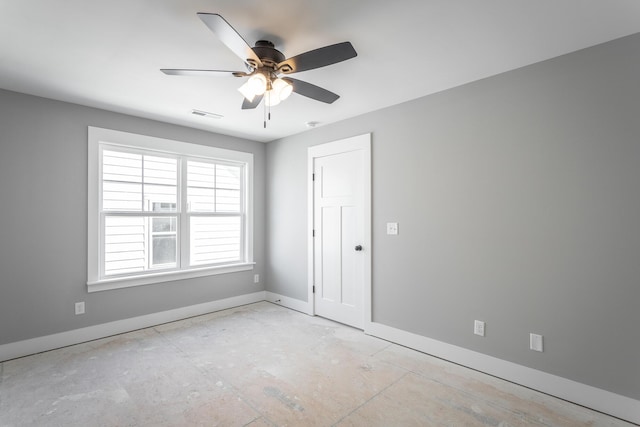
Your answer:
(191, 109), (223, 119)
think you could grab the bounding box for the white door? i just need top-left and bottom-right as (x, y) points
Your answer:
(309, 134), (371, 329)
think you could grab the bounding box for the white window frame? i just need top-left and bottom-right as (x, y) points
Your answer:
(88, 127), (254, 292)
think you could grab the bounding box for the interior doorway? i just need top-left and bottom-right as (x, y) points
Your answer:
(308, 134), (371, 329)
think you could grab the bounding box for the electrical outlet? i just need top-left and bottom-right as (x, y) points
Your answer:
(254, 274), (260, 283)
(75, 302), (85, 315)
(530, 333), (543, 352)
(474, 320), (485, 337)
(386, 222), (399, 235)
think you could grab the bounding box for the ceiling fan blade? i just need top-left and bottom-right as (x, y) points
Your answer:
(278, 42), (357, 74)
(283, 78), (340, 104)
(161, 69), (243, 77)
(197, 13), (262, 68)
(242, 94), (264, 109)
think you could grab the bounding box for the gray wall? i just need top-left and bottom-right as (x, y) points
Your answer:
(265, 34), (640, 400)
(0, 89), (265, 345)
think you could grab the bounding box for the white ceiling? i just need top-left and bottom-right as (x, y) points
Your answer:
(1, 1), (640, 143)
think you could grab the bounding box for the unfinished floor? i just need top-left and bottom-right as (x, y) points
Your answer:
(0, 302), (633, 426)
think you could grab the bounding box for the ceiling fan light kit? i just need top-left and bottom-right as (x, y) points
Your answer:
(161, 13), (357, 128)
(238, 73), (292, 106)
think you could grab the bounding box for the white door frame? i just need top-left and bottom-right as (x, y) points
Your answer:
(307, 133), (372, 329)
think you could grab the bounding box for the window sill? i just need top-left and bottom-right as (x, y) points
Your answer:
(87, 262), (255, 293)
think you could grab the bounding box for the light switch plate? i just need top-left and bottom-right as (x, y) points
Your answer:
(386, 222), (398, 235)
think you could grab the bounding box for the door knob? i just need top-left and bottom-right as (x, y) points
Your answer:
(355, 245), (363, 251)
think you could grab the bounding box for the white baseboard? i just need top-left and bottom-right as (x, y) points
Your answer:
(0, 291), (266, 363)
(366, 321), (640, 425)
(265, 291), (312, 315)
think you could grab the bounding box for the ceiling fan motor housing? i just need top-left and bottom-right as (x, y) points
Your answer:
(250, 40), (288, 71)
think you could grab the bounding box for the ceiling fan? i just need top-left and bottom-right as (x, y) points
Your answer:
(161, 13), (357, 126)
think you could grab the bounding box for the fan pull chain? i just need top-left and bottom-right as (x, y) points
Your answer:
(262, 92), (273, 129)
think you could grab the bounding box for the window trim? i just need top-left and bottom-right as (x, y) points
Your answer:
(88, 126), (254, 292)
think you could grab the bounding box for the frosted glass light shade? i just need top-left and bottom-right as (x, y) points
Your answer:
(238, 80), (256, 101)
(248, 74), (267, 95)
(272, 78), (293, 101)
(238, 74), (267, 101)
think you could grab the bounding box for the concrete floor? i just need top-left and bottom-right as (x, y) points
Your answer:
(0, 302), (633, 426)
